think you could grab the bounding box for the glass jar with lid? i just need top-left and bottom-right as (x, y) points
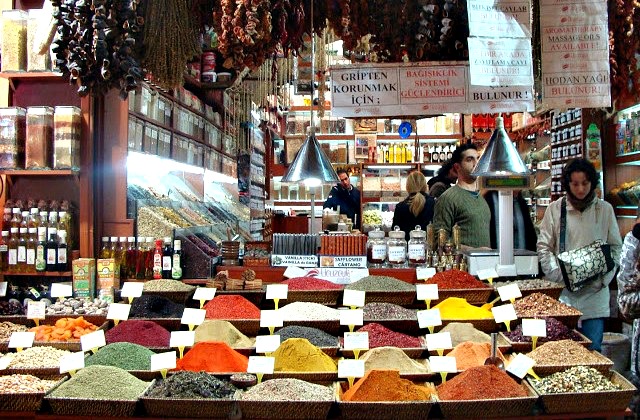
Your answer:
(408, 225), (426, 266)
(26, 106), (54, 169)
(1, 10), (27, 72)
(366, 227), (386, 268)
(387, 226), (407, 267)
(0, 107), (26, 169)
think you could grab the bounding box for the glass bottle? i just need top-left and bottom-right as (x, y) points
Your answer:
(109, 236), (118, 260)
(162, 237), (172, 279)
(171, 239), (182, 280)
(145, 237), (154, 279)
(17, 227), (27, 273)
(135, 236), (146, 280)
(0, 230), (8, 272)
(152, 239), (163, 279)
(35, 229), (46, 272)
(10, 208), (21, 230)
(2, 208), (11, 230)
(39, 211), (48, 237)
(58, 211), (70, 240)
(26, 227), (36, 272)
(48, 211), (58, 235)
(99, 236), (110, 258)
(408, 225), (427, 266)
(45, 227), (58, 272)
(366, 228), (386, 268)
(115, 236), (127, 278)
(125, 236), (136, 279)
(7, 227), (18, 272)
(57, 230), (68, 272)
(28, 208), (40, 230)
(387, 226), (407, 267)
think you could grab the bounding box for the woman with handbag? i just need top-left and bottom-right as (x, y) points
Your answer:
(537, 158), (622, 351)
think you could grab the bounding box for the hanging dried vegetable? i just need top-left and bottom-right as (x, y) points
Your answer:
(608, 0), (640, 108)
(267, 0), (306, 56)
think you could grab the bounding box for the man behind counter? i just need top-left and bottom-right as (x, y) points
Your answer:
(323, 169), (361, 229)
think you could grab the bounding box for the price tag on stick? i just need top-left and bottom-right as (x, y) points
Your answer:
(9, 331), (35, 352)
(0, 282), (7, 297)
(80, 330), (106, 354)
(266, 284), (288, 310)
(424, 332), (452, 356)
(339, 309), (363, 332)
(170, 331), (195, 359)
(27, 301), (45, 326)
(260, 310), (283, 335)
(338, 359), (365, 388)
(120, 282), (144, 303)
(497, 283), (522, 303)
(507, 353), (536, 379)
(416, 284), (439, 309)
(417, 308), (442, 334)
(255, 335), (281, 354)
(107, 303), (131, 325)
(522, 318), (547, 350)
(430, 355), (457, 383)
(181, 308), (206, 331)
(60, 351), (85, 376)
(247, 356), (275, 384)
(416, 267), (436, 281)
(50, 283), (73, 299)
(151, 351), (177, 379)
(343, 290), (366, 308)
(193, 287), (216, 309)
(343, 332), (369, 359)
(491, 304), (517, 332)
(477, 268), (498, 285)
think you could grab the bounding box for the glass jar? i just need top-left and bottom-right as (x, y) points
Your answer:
(26, 106), (54, 169)
(408, 225), (426, 266)
(387, 226), (407, 267)
(1, 10), (27, 72)
(0, 107), (26, 169)
(27, 9), (51, 71)
(54, 106), (81, 170)
(366, 228), (386, 268)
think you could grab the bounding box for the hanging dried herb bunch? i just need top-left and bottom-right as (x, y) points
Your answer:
(141, 0), (201, 89)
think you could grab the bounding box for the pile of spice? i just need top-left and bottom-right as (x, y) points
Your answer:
(503, 317), (583, 343)
(46, 298), (109, 316)
(342, 370), (435, 401)
(146, 371), (237, 399)
(361, 347), (431, 374)
(273, 338), (337, 372)
(130, 295), (185, 318)
(278, 302), (339, 321)
(0, 374), (58, 393)
(241, 378), (334, 401)
(345, 275), (415, 292)
(282, 277), (343, 290)
(204, 295), (261, 319)
(493, 279), (562, 290)
(105, 319), (170, 347)
(176, 341), (248, 373)
(143, 279), (196, 292)
(194, 320), (255, 348)
(275, 326), (338, 348)
(425, 269), (489, 289)
(48, 365), (150, 400)
(30, 317), (98, 342)
(437, 365), (528, 400)
(439, 323), (491, 347)
(4, 346), (70, 368)
(512, 293), (582, 318)
(448, 342), (505, 370)
(432, 298), (494, 319)
(350, 323), (422, 348)
(0, 321), (29, 341)
(363, 302), (417, 320)
(85, 342), (154, 371)
(527, 339), (605, 365)
(530, 366), (621, 393)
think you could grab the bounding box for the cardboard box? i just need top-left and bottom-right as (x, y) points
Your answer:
(97, 258), (120, 292)
(72, 258), (95, 298)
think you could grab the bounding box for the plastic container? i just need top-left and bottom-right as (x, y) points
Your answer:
(26, 106), (54, 169)
(53, 106), (81, 170)
(408, 225), (427, 266)
(1, 10), (27, 72)
(0, 107), (26, 169)
(387, 226), (407, 267)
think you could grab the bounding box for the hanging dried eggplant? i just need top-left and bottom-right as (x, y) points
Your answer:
(608, 0), (640, 108)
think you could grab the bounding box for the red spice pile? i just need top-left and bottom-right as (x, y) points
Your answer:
(204, 295), (261, 319)
(282, 277), (343, 290)
(437, 365), (528, 400)
(176, 341), (248, 372)
(426, 269), (489, 289)
(105, 320), (170, 347)
(353, 323), (422, 348)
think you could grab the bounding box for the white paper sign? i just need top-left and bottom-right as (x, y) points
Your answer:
(120, 282), (144, 298)
(283, 266), (307, 278)
(339, 309), (364, 326)
(8, 331), (35, 349)
(27, 301), (46, 320)
(417, 308), (443, 329)
(50, 282), (73, 298)
(348, 269), (370, 283)
(170, 331), (195, 348)
(477, 268), (498, 280)
(151, 351), (177, 371)
(507, 353), (536, 379)
(416, 267), (436, 281)
(193, 287), (216, 301)
(255, 335), (281, 353)
(343, 332), (369, 351)
(425, 332), (452, 351)
(416, 284), (439, 301)
(0, 281), (8, 297)
(497, 283), (522, 301)
(59, 351), (85, 374)
(468, 38), (534, 87)
(247, 356), (275, 374)
(429, 356), (458, 373)
(80, 330), (106, 352)
(181, 308), (206, 326)
(522, 318), (547, 338)
(107, 303), (131, 321)
(343, 289), (366, 308)
(0, 355), (12, 370)
(266, 284), (289, 300)
(260, 310), (283, 328)
(492, 304), (518, 323)
(338, 359), (365, 378)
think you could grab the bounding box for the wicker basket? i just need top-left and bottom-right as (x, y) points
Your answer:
(431, 287), (493, 306)
(281, 320), (340, 335)
(1, 367), (62, 379)
(341, 346), (426, 359)
(127, 370), (159, 381)
(128, 317), (182, 330)
(511, 285), (564, 300)
(46, 396), (141, 417)
(362, 291), (415, 305)
(0, 377), (64, 412)
(359, 319), (418, 335)
(141, 289), (195, 305)
(439, 318), (498, 333)
(287, 290), (342, 306)
(225, 319), (261, 337)
(437, 381), (538, 418)
(499, 330), (592, 353)
(530, 370), (636, 414)
(238, 399), (334, 419)
(511, 313), (582, 330)
(338, 400), (434, 419)
(531, 350), (614, 375)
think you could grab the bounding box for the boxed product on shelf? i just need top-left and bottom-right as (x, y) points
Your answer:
(97, 258), (120, 292)
(73, 258), (96, 298)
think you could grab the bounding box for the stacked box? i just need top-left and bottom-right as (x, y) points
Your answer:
(97, 258), (120, 298)
(72, 258), (95, 298)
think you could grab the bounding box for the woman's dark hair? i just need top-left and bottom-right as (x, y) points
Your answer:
(561, 158), (599, 192)
(437, 159), (454, 177)
(450, 143), (478, 165)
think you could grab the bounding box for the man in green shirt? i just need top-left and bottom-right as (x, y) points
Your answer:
(433, 143), (491, 249)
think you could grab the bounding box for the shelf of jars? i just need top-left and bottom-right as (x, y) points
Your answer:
(549, 108), (585, 201)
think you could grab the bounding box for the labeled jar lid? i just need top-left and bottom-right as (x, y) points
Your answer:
(410, 225), (426, 238)
(388, 226), (406, 239)
(368, 228), (385, 239)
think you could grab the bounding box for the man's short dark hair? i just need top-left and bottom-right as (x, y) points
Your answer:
(561, 158), (599, 193)
(336, 169), (348, 177)
(450, 143), (478, 165)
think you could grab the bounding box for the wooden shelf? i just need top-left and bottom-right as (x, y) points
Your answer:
(0, 169), (79, 176)
(615, 151), (640, 165)
(183, 74), (235, 91)
(0, 271), (72, 277)
(615, 206), (638, 217)
(0, 71), (64, 80)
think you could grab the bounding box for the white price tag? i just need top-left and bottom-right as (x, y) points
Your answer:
(349, 269), (369, 283)
(283, 266), (307, 278)
(193, 287), (216, 302)
(255, 335), (281, 353)
(477, 268), (498, 280)
(343, 290), (366, 308)
(522, 319), (547, 338)
(417, 308), (442, 329)
(80, 330), (106, 352)
(416, 267), (436, 280)
(27, 301), (46, 320)
(0, 355), (12, 370)
(425, 332), (452, 351)
(492, 304), (518, 324)
(343, 332), (369, 351)
(50, 282), (73, 298)
(339, 309), (364, 326)
(497, 283), (522, 302)
(260, 310), (283, 328)
(151, 351), (177, 371)
(338, 359), (365, 378)
(0, 281), (7, 297)
(429, 356), (457, 373)
(107, 303), (131, 321)
(8, 331), (35, 349)
(507, 353), (536, 379)
(266, 284), (289, 300)
(416, 284), (439, 301)
(59, 351), (85, 374)
(247, 356), (275, 374)
(120, 282), (144, 298)
(181, 308), (206, 326)
(170, 331), (195, 348)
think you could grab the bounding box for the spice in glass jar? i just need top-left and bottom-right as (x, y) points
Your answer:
(408, 225), (426, 266)
(366, 228), (386, 268)
(53, 106), (81, 170)
(25, 106), (54, 169)
(1, 10), (27, 72)
(0, 107), (26, 169)
(387, 226), (407, 267)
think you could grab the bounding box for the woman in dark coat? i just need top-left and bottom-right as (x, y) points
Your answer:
(392, 171), (436, 240)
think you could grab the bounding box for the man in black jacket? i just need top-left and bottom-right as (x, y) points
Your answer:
(323, 169), (361, 229)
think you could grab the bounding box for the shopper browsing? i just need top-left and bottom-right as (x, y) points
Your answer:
(323, 169), (361, 229)
(427, 159), (457, 199)
(392, 171), (436, 240)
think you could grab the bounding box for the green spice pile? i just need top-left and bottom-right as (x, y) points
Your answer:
(5, 346), (70, 368)
(345, 275), (415, 292)
(194, 320), (255, 348)
(0, 321), (29, 341)
(530, 366), (621, 393)
(143, 279), (196, 292)
(439, 322), (491, 347)
(527, 339), (605, 365)
(49, 365), (150, 400)
(275, 326), (338, 347)
(363, 302), (417, 320)
(241, 378), (333, 401)
(0, 374), (58, 393)
(146, 371), (237, 399)
(85, 342), (154, 370)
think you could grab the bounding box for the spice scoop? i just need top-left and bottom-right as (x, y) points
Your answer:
(480, 296), (501, 311)
(484, 332), (505, 370)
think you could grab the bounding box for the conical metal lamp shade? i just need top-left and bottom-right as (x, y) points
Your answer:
(281, 133), (339, 184)
(472, 117), (530, 177)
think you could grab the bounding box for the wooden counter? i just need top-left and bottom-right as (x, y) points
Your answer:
(210, 266), (418, 284)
